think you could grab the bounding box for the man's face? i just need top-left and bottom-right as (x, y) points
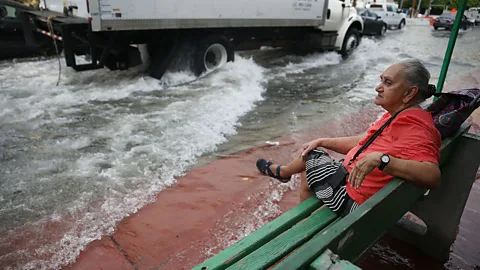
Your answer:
(374, 64), (411, 111)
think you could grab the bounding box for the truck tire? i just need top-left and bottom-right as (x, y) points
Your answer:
(192, 35), (234, 76)
(341, 28), (360, 57)
(148, 36), (180, 80)
(398, 19), (406, 29)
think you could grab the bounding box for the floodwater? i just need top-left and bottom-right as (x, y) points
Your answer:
(0, 25), (479, 269)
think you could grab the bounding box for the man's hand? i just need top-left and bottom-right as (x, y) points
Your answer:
(300, 139), (323, 160)
(348, 152), (383, 189)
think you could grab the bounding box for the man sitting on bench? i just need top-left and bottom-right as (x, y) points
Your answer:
(256, 59), (442, 217)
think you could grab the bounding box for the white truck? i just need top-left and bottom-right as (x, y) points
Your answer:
(368, 2), (406, 29)
(466, 7), (480, 25)
(19, 0), (363, 80)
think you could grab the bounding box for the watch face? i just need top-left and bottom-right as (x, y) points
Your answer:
(381, 155), (389, 163)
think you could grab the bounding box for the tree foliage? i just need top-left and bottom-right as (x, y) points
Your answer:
(398, 0), (480, 9)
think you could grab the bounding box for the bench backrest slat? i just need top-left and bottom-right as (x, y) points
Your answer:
(228, 206), (338, 269)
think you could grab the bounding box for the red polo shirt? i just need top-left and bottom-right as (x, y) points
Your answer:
(344, 109), (441, 204)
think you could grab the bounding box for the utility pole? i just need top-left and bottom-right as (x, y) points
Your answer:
(411, 0), (417, 17)
(400, 0), (404, 9)
(417, 0), (423, 15)
(427, 0), (433, 16)
(436, 0), (468, 95)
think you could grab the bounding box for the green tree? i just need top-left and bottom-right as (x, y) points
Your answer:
(430, 0), (480, 9)
(398, 0), (439, 10)
(398, 0), (478, 12)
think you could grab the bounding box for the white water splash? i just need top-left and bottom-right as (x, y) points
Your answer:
(0, 56), (267, 270)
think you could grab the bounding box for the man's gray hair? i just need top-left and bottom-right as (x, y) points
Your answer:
(399, 59), (436, 101)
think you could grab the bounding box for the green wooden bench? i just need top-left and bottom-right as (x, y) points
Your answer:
(193, 124), (480, 270)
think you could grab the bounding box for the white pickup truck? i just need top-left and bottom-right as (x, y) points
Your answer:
(19, 0), (363, 79)
(466, 7), (480, 25)
(368, 3), (406, 29)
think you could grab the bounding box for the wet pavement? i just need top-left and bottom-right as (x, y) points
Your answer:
(0, 24), (479, 269)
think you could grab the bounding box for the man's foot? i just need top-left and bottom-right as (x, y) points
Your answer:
(256, 158), (291, 183)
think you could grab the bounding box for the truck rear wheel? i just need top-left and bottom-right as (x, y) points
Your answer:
(340, 28), (360, 57)
(192, 35), (234, 76)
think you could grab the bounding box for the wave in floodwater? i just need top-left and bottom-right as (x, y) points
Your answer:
(0, 55), (267, 269)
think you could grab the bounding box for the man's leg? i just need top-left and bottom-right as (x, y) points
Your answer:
(262, 156), (312, 201)
(267, 156), (306, 179)
(300, 171), (313, 202)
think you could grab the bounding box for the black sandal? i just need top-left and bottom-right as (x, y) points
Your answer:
(256, 158), (291, 183)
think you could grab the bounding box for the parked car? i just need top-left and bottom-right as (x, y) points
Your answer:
(357, 8), (387, 36)
(367, 3), (407, 29)
(433, 12), (470, 30)
(0, 0), (56, 60)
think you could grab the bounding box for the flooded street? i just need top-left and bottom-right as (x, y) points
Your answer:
(1, 25), (479, 269)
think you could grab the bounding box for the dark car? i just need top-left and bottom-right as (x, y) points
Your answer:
(357, 8), (387, 36)
(0, 0), (55, 60)
(433, 12), (469, 30)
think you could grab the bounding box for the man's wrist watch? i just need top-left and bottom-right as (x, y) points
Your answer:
(379, 154), (390, 171)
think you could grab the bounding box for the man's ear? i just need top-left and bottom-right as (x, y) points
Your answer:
(404, 86), (419, 103)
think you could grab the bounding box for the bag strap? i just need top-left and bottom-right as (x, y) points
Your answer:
(348, 108), (407, 166)
(468, 92), (480, 109)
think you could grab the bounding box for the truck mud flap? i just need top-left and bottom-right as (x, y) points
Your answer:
(148, 34), (181, 80)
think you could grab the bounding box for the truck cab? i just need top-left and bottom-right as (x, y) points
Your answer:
(368, 2), (406, 29)
(322, 0), (363, 55)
